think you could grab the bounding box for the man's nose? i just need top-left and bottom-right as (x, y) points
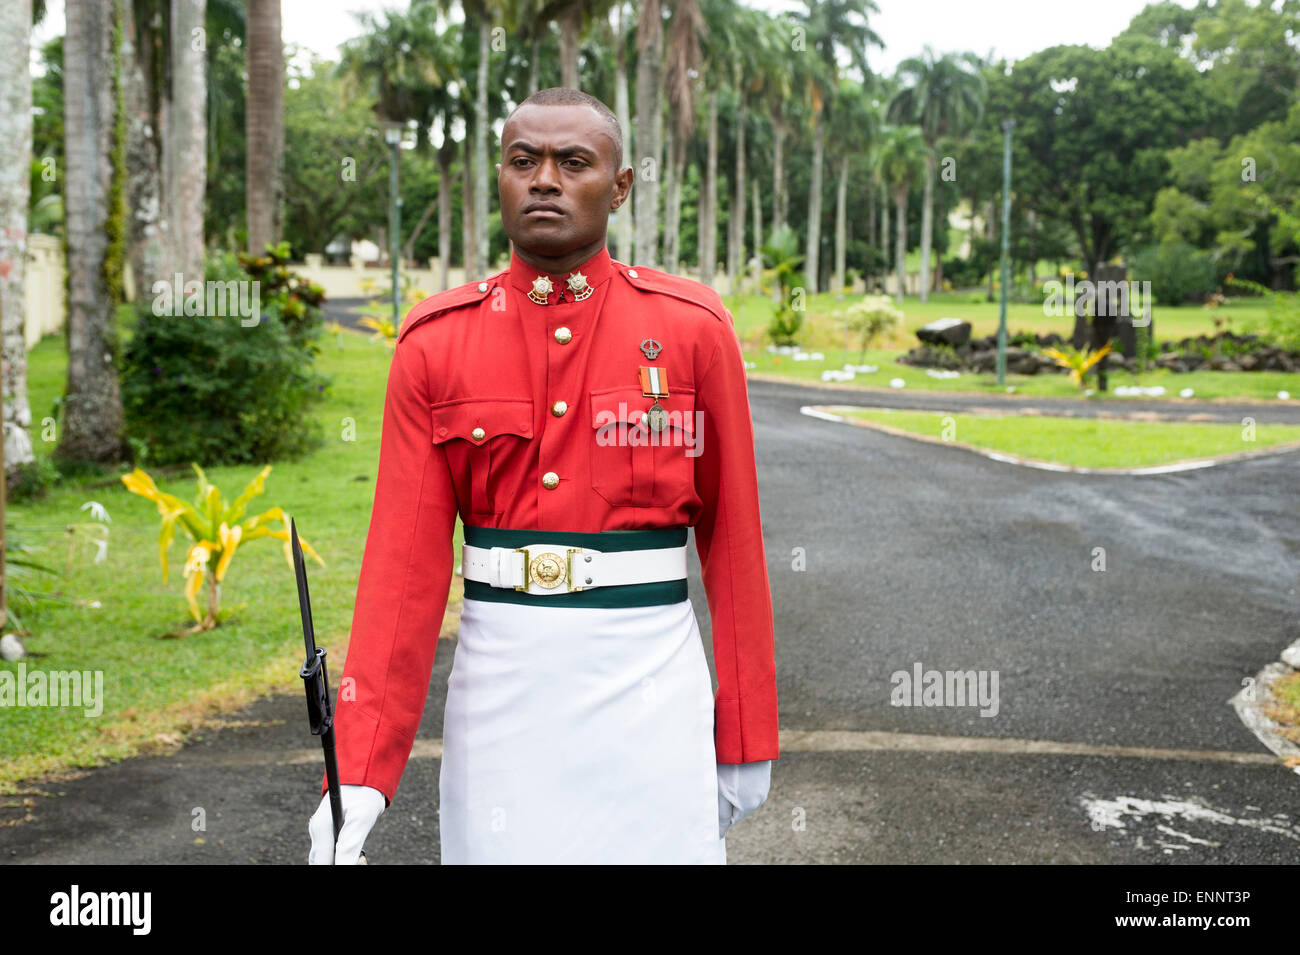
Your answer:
(530, 157), (561, 191)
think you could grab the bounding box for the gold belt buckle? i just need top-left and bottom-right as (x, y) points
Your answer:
(513, 546), (585, 592)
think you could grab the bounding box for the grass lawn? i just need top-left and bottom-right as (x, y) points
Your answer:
(0, 315), (463, 796)
(1266, 672), (1300, 754)
(723, 290), (1299, 403)
(834, 407), (1300, 469)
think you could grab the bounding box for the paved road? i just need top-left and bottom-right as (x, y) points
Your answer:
(4, 376), (1299, 864)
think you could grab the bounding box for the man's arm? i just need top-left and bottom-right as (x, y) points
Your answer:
(692, 309), (780, 764)
(322, 336), (458, 805)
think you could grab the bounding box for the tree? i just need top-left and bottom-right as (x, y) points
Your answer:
(888, 46), (986, 301)
(662, 0), (703, 274)
(633, 0), (664, 267)
(794, 0), (883, 293)
(0, 0), (37, 474)
(875, 123), (926, 304)
(245, 0), (284, 255)
(166, 0), (208, 280)
(828, 77), (878, 299)
(60, 0), (129, 467)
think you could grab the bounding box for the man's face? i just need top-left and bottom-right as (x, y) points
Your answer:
(497, 103), (631, 259)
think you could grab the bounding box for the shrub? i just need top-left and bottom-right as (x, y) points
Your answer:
(120, 249), (331, 467)
(1131, 241), (1218, 305)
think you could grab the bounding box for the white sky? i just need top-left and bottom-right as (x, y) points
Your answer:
(34, 0), (1199, 79)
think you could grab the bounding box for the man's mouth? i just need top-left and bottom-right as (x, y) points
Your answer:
(524, 203), (565, 218)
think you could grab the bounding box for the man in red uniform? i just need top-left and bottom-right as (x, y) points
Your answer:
(308, 87), (778, 864)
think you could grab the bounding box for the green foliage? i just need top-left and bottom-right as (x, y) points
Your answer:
(1131, 242), (1218, 304)
(119, 252), (331, 468)
(1226, 277), (1300, 352)
(843, 294), (903, 360)
(760, 225), (806, 346)
(5, 457), (62, 504)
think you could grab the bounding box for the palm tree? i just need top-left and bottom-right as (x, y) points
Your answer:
(828, 77), (877, 299)
(633, 0), (664, 267)
(662, 0), (703, 273)
(724, 7), (768, 294)
(0, 0), (37, 474)
(538, 0), (616, 90)
(246, 0), (283, 255)
(612, 1), (634, 261)
(888, 47), (986, 301)
(695, 0), (741, 287)
(166, 0), (207, 281)
(875, 123), (926, 305)
(794, 0), (883, 294)
(60, 0), (128, 466)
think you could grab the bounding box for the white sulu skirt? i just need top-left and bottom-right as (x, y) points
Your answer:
(439, 595), (726, 864)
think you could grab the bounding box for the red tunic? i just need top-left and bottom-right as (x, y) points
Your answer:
(326, 244), (779, 804)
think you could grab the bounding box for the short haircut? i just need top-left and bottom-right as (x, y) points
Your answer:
(505, 87), (624, 170)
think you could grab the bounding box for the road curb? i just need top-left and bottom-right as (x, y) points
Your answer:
(802, 404), (1300, 476)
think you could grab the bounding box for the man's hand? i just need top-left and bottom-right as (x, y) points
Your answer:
(717, 760), (772, 839)
(308, 784), (386, 864)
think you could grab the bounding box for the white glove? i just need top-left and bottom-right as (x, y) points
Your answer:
(717, 760), (772, 839)
(308, 784), (386, 864)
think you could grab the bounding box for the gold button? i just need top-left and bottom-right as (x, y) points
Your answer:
(554, 326), (572, 344)
(551, 400), (568, 417)
(471, 426), (486, 441)
(542, 471), (560, 489)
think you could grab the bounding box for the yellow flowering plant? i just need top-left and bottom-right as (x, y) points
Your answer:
(121, 464), (324, 637)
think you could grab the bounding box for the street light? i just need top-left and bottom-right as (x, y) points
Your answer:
(382, 121), (404, 334)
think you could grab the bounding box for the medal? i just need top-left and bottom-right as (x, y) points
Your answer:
(638, 365), (669, 432)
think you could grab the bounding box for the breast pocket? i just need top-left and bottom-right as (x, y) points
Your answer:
(430, 397), (534, 518)
(589, 386), (697, 508)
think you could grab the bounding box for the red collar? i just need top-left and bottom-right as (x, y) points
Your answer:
(506, 244), (614, 306)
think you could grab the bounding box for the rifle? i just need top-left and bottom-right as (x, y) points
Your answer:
(292, 517), (366, 864)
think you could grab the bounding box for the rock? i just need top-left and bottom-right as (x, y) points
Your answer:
(0, 633), (25, 661)
(916, 317), (971, 347)
(1282, 645), (1300, 669)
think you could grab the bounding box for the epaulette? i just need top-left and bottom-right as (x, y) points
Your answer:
(395, 274), (503, 345)
(613, 262), (731, 325)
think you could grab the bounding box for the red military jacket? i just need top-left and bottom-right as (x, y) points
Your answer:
(326, 243), (779, 804)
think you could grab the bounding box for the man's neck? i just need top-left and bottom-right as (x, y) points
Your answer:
(512, 238), (606, 276)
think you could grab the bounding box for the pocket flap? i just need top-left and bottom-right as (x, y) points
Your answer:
(430, 397), (534, 444)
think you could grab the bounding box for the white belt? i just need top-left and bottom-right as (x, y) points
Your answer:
(461, 541), (687, 596)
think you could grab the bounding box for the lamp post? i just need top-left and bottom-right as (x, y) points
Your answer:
(383, 122), (404, 333)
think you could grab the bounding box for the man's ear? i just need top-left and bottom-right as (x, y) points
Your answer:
(611, 166), (634, 210)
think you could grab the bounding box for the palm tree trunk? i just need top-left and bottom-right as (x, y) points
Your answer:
(166, 0), (207, 280)
(835, 154), (848, 300)
(664, 129), (684, 272)
(771, 118), (784, 234)
(634, 0), (661, 267)
(919, 151), (934, 302)
(529, 37), (540, 95)
(880, 181), (889, 291)
(122, 0), (164, 296)
(475, 15), (490, 274)
(700, 88), (718, 287)
(245, 0), (283, 256)
(751, 176), (761, 286)
(61, 0), (127, 466)
(559, 7), (581, 89)
(986, 197), (995, 301)
(438, 117), (452, 291)
(894, 190), (907, 305)
(614, 2), (633, 261)
(727, 94), (746, 293)
(806, 111), (824, 294)
(462, 124), (476, 278)
(0, 0), (35, 474)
